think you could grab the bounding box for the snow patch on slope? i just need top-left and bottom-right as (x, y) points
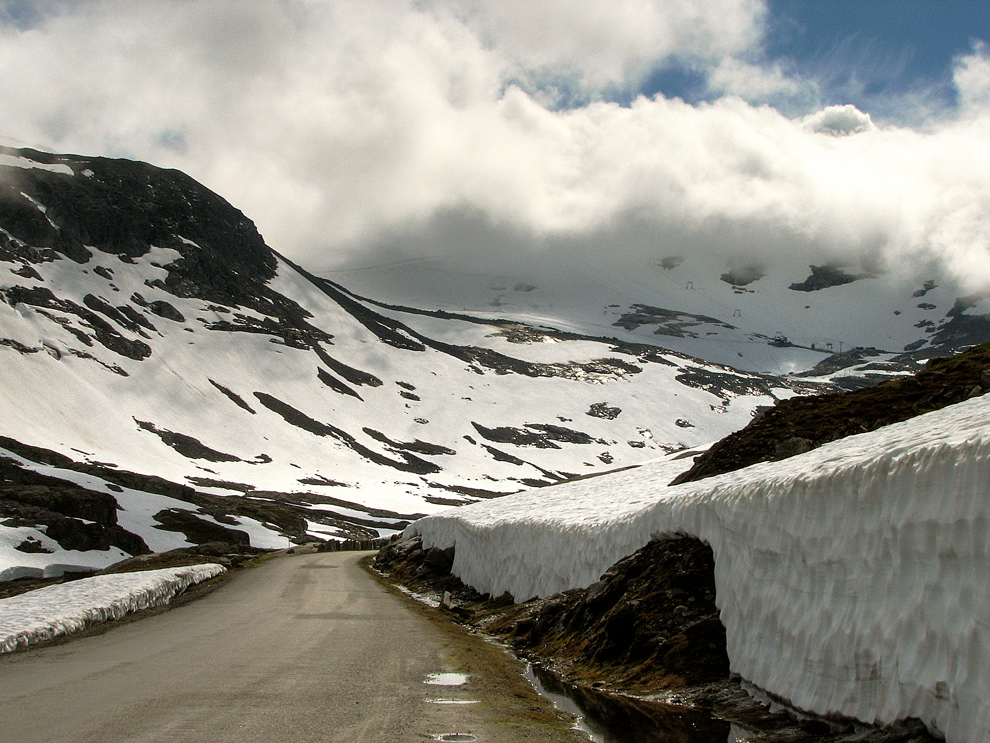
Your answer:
(0, 563), (225, 653)
(0, 526), (129, 582)
(0, 153), (73, 176)
(409, 395), (990, 743)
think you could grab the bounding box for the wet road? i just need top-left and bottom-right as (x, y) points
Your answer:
(0, 551), (585, 743)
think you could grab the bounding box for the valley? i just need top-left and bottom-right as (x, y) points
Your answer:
(1, 145), (988, 742)
(0, 145), (836, 576)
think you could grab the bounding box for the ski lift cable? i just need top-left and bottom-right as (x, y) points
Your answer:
(649, 263), (790, 339)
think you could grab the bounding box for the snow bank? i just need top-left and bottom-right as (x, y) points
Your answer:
(409, 394), (990, 743)
(0, 564), (225, 653)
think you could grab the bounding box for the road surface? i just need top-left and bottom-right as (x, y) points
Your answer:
(0, 551), (586, 743)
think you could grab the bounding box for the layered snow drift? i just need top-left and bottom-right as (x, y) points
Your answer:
(0, 564), (225, 653)
(409, 394), (990, 742)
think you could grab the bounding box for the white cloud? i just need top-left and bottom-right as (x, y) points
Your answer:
(954, 44), (990, 115)
(803, 104), (875, 136)
(708, 57), (812, 106)
(0, 0), (988, 294)
(452, 0), (766, 92)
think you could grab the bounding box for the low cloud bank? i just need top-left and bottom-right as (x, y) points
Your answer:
(0, 1), (988, 291)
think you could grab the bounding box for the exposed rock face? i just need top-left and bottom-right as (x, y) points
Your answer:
(789, 264), (868, 292)
(919, 294), (990, 355)
(0, 438), (394, 559)
(2, 285), (153, 360)
(152, 509), (251, 547)
(133, 420), (243, 462)
(0, 147), (273, 284)
(486, 536), (728, 690)
(720, 263), (765, 287)
(586, 402), (621, 420)
(0, 478), (149, 556)
(793, 347), (885, 385)
(774, 436), (814, 460)
(613, 304), (735, 338)
(471, 422), (601, 449)
(0, 146), (333, 352)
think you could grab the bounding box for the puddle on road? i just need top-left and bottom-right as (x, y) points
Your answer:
(436, 735), (478, 742)
(425, 672), (470, 686)
(526, 664), (751, 743)
(426, 698), (480, 705)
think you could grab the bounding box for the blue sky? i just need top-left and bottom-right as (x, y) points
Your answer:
(640, 0), (990, 120)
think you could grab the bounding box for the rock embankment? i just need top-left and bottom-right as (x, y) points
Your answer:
(375, 535), (937, 743)
(0, 453), (150, 560)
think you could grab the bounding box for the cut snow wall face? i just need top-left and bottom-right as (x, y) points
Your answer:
(0, 564), (226, 653)
(409, 394), (990, 743)
(697, 434), (990, 741)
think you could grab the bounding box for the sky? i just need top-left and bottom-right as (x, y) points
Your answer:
(1, 0), (989, 292)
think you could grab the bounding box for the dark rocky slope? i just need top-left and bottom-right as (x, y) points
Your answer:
(0, 437), (398, 558)
(674, 341), (990, 484)
(0, 146), (333, 352)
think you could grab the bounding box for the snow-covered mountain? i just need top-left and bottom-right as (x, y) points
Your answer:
(328, 240), (990, 382)
(2, 144), (988, 740)
(0, 146), (824, 578)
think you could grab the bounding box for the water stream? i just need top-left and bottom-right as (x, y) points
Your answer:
(525, 664), (754, 743)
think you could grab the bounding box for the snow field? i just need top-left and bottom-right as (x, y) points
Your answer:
(328, 250), (962, 375)
(1, 244), (788, 529)
(0, 563), (225, 653)
(0, 152), (74, 175)
(409, 394), (990, 743)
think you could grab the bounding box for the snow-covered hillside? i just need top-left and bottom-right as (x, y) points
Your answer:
(409, 392), (990, 743)
(329, 245), (990, 379)
(0, 146), (814, 577)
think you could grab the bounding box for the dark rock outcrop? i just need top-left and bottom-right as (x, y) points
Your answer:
(674, 343), (990, 484)
(0, 146), (334, 351)
(789, 264), (869, 292)
(0, 482), (149, 556)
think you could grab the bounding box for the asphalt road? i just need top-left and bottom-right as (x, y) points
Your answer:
(0, 551), (586, 743)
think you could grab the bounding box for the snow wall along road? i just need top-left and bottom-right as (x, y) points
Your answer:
(409, 393), (990, 743)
